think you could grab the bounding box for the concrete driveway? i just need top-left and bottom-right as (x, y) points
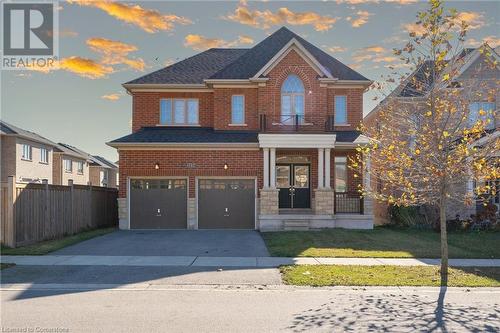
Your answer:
(53, 230), (270, 257)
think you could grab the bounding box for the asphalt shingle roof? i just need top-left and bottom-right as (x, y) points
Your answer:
(126, 27), (369, 85)
(109, 127), (259, 144)
(0, 121), (58, 147)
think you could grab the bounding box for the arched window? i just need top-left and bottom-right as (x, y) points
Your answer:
(281, 75), (304, 124)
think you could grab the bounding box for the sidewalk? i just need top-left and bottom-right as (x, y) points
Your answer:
(2, 255), (499, 267)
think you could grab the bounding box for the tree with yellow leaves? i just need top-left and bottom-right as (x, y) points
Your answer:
(359, 0), (499, 285)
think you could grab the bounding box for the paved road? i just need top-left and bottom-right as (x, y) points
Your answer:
(2, 284), (499, 332)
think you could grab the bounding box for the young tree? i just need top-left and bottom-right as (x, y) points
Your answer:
(358, 0), (499, 285)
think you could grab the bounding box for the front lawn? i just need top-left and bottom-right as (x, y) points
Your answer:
(281, 265), (500, 287)
(1, 227), (116, 255)
(262, 227), (500, 258)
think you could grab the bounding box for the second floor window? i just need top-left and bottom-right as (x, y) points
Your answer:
(335, 156), (347, 192)
(281, 75), (304, 124)
(40, 148), (49, 164)
(231, 95), (245, 124)
(335, 96), (347, 125)
(77, 161), (84, 174)
(22, 144), (32, 160)
(160, 98), (199, 125)
(468, 102), (495, 129)
(64, 159), (72, 173)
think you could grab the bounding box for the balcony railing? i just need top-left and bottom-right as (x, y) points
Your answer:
(334, 192), (364, 214)
(259, 114), (335, 133)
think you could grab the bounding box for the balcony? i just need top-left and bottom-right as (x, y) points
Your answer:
(259, 114), (334, 133)
(334, 192), (364, 214)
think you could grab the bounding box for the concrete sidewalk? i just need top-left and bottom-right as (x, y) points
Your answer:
(2, 255), (499, 267)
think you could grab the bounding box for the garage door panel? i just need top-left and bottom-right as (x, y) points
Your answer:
(130, 179), (187, 229)
(198, 179), (255, 229)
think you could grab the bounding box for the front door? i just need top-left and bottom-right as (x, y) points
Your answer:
(277, 164), (311, 209)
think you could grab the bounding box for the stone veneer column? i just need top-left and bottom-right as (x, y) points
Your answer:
(259, 188), (279, 215)
(117, 198), (128, 229)
(187, 198), (197, 229)
(314, 188), (334, 215)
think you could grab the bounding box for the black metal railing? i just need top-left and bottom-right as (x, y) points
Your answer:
(334, 192), (364, 214)
(259, 114), (335, 133)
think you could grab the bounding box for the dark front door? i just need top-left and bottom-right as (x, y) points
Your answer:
(277, 164), (310, 209)
(130, 179), (187, 229)
(198, 179), (255, 229)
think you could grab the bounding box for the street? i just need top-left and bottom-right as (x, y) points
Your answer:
(2, 284), (499, 332)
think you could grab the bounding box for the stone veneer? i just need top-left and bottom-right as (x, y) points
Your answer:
(314, 189), (334, 215)
(187, 198), (197, 229)
(117, 198), (128, 229)
(259, 188), (279, 215)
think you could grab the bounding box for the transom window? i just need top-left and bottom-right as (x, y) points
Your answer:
(160, 98), (199, 125)
(231, 95), (245, 124)
(335, 96), (347, 125)
(281, 75), (305, 124)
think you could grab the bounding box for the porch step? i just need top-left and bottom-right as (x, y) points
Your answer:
(283, 219), (310, 231)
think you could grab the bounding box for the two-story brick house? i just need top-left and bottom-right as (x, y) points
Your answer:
(108, 27), (373, 230)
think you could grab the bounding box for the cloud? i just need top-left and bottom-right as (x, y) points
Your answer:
(101, 93), (121, 101)
(349, 63), (363, 70)
(225, 1), (338, 31)
(403, 23), (426, 36)
(373, 56), (399, 63)
(164, 58), (176, 67)
(327, 45), (348, 53)
(358, 46), (386, 54)
(184, 34), (254, 51)
(466, 36), (500, 48)
(454, 11), (485, 30)
(68, 0), (191, 33)
(347, 10), (373, 28)
(352, 54), (374, 62)
(352, 45), (392, 64)
(59, 57), (114, 79)
(86, 37), (145, 71)
(336, 0), (417, 4)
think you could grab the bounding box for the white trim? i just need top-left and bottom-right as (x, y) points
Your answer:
(252, 38), (333, 79)
(258, 134), (336, 148)
(263, 148), (270, 188)
(270, 148), (276, 188)
(107, 142), (259, 149)
(324, 148), (331, 189)
(123, 83), (208, 91)
(231, 94), (245, 125)
(318, 148), (324, 189)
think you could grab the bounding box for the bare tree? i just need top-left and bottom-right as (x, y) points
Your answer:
(358, 0), (499, 285)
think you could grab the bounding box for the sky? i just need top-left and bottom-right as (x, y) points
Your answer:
(1, 0), (499, 162)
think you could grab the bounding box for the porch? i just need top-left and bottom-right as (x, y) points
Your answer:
(257, 133), (373, 231)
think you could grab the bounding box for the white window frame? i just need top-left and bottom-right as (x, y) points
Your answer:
(21, 144), (32, 161)
(231, 95), (245, 125)
(77, 161), (84, 174)
(334, 95), (348, 125)
(64, 159), (72, 173)
(159, 98), (199, 125)
(281, 75), (305, 123)
(40, 148), (49, 164)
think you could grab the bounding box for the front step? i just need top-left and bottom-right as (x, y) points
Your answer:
(283, 219), (310, 231)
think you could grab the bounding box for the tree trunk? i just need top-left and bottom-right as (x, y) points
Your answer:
(439, 199), (448, 286)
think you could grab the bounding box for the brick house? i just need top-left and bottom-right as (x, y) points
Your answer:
(364, 45), (499, 224)
(108, 27), (374, 230)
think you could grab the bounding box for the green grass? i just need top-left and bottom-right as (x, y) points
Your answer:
(1, 227), (116, 255)
(280, 265), (500, 287)
(0, 263), (15, 270)
(262, 227), (500, 258)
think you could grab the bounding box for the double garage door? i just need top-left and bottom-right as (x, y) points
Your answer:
(130, 178), (255, 229)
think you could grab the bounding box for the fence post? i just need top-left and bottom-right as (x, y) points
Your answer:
(89, 183), (93, 228)
(5, 176), (16, 248)
(42, 179), (49, 239)
(68, 180), (74, 234)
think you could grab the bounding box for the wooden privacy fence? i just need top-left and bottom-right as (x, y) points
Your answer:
(1, 176), (118, 248)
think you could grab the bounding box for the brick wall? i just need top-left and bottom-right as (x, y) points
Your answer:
(132, 91), (214, 132)
(213, 88), (259, 130)
(118, 149), (263, 198)
(328, 88), (364, 131)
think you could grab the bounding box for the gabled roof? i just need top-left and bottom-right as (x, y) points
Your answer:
(125, 27), (369, 86)
(56, 143), (91, 160)
(57, 143), (116, 168)
(92, 155), (118, 169)
(0, 121), (58, 147)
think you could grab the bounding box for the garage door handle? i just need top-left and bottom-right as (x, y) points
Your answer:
(224, 207), (230, 217)
(156, 208), (162, 217)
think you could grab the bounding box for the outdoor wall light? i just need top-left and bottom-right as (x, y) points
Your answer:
(223, 163), (229, 170)
(154, 162), (160, 170)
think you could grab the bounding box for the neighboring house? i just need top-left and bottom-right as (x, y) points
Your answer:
(0, 121), (57, 184)
(53, 143), (90, 186)
(89, 156), (118, 188)
(108, 26), (373, 231)
(364, 45), (499, 223)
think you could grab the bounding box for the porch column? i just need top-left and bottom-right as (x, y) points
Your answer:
(270, 148), (276, 188)
(263, 148), (270, 188)
(318, 148), (324, 188)
(363, 153), (373, 216)
(324, 148), (331, 189)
